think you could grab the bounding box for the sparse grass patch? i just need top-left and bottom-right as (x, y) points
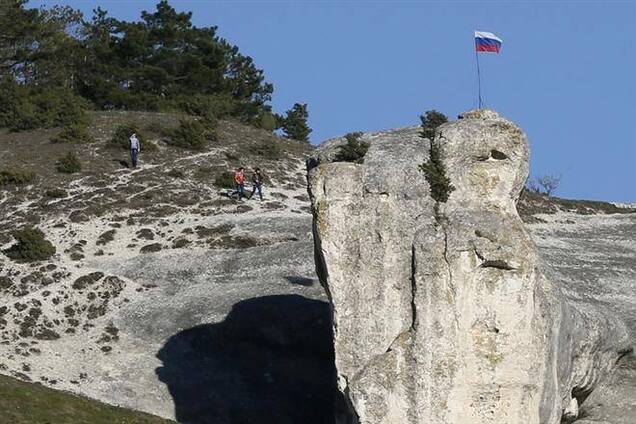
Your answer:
(140, 243), (162, 254)
(0, 168), (36, 186)
(209, 235), (260, 249)
(214, 171), (236, 189)
(96, 230), (116, 246)
(0, 373), (173, 423)
(44, 188), (67, 198)
(55, 152), (81, 174)
(225, 151), (240, 161)
(51, 123), (94, 144)
(171, 238), (190, 249)
(249, 139), (283, 159)
(3, 228), (56, 262)
(72, 272), (104, 290)
(167, 169), (184, 178)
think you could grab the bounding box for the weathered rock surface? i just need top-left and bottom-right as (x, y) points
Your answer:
(308, 110), (633, 424)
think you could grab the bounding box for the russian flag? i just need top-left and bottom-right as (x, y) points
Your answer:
(475, 31), (502, 53)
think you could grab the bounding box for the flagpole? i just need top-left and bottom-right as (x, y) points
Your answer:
(475, 48), (483, 109)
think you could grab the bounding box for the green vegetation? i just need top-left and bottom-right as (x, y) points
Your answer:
(56, 152), (82, 173)
(52, 123), (94, 144)
(419, 110), (448, 141)
(335, 132), (369, 163)
(214, 171), (236, 188)
(166, 168), (185, 178)
(256, 109), (280, 132)
(45, 188), (67, 198)
(418, 111), (454, 204)
(0, 373), (173, 424)
(166, 119), (213, 150)
(281, 103), (311, 142)
(249, 139), (283, 159)
(0, 1), (308, 132)
(3, 227), (56, 262)
(110, 124), (145, 150)
(0, 168), (36, 186)
(0, 78), (88, 132)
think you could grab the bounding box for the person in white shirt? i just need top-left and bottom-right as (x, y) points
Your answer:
(129, 133), (140, 168)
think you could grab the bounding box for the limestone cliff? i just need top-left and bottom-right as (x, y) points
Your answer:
(308, 110), (632, 424)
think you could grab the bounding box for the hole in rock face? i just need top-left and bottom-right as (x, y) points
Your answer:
(490, 150), (508, 160)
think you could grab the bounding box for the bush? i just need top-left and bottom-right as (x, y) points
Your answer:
(3, 228), (56, 262)
(44, 188), (67, 198)
(56, 152), (81, 174)
(166, 119), (214, 150)
(178, 93), (238, 121)
(214, 171), (236, 188)
(0, 79), (88, 131)
(167, 169), (185, 178)
(110, 124), (145, 150)
(0, 168), (36, 186)
(51, 123), (94, 144)
(335, 132), (369, 163)
(249, 139), (283, 160)
(225, 151), (240, 162)
(420, 110), (448, 141)
(255, 110), (280, 132)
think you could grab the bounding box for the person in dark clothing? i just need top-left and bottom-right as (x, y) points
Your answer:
(249, 167), (263, 201)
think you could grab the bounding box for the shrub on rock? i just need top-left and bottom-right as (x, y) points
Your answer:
(51, 123), (94, 144)
(44, 188), (67, 198)
(419, 109), (448, 141)
(3, 228), (56, 262)
(56, 152), (81, 174)
(335, 132), (369, 164)
(214, 171), (236, 188)
(0, 168), (36, 186)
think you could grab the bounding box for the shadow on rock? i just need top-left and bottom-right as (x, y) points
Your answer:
(284, 275), (315, 287)
(156, 294), (339, 424)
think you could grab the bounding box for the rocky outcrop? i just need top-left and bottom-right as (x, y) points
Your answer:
(308, 109), (632, 424)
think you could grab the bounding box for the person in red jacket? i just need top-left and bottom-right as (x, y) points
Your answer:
(232, 167), (246, 200)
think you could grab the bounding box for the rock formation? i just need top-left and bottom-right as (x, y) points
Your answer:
(308, 109), (632, 424)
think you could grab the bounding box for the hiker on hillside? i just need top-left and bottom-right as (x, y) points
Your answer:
(129, 133), (140, 168)
(249, 167), (264, 201)
(232, 167), (246, 200)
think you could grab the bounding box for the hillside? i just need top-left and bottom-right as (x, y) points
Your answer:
(0, 373), (172, 424)
(0, 111), (333, 422)
(0, 115), (634, 423)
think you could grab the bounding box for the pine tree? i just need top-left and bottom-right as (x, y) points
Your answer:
(281, 103), (311, 142)
(418, 111), (454, 204)
(419, 109), (448, 141)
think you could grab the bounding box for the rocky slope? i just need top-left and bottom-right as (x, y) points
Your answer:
(308, 110), (635, 424)
(0, 110), (634, 424)
(0, 113), (337, 423)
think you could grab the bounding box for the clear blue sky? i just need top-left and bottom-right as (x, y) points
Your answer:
(30, 1), (636, 202)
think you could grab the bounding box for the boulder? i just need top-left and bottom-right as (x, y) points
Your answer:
(308, 109), (632, 424)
